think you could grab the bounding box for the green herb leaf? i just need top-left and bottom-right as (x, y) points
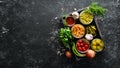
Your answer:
(85, 2), (107, 17)
(58, 27), (74, 49)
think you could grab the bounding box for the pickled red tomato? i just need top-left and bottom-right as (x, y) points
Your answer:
(85, 44), (89, 49)
(79, 39), (83, 43)
(76, 42), (80, 47)
(76, 39), (89, 52)
(78, 47), (82, 51)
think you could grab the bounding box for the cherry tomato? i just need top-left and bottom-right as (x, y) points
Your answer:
(77, 42), (80, 47)
(83, 42), (87, 45)
(85, 44), (88, 49)
(78, 47), (82, 51)
(80, 43), (84, 47)
(82, 47), (86, 51)
(79, 39), (83, 43)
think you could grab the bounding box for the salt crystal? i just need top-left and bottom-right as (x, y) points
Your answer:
(61, 8), (64, 11)
(57, 51), (60, 55)
(55, 17), (58, 19)
(74, 8), (77, 11)
(36, 22), (39, 24)
(2, 27), (9, 34)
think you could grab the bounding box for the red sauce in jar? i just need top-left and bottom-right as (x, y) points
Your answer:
(66, 17), (75, 26)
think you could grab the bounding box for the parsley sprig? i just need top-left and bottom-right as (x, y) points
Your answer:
(59, 27), (73, 49)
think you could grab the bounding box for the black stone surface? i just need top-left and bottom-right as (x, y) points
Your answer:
(0, 0), (120, 68)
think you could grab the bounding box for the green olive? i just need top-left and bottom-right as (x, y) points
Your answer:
(91, 38), (104, 52)
(91, 45), (97, 51)
(96, 46), (102, 51)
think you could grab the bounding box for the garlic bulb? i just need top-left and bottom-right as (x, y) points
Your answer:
(85, 34), (93, 40)
(72, 12), (79, 19)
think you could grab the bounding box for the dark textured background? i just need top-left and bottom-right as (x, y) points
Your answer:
(0, 0), (120, 68)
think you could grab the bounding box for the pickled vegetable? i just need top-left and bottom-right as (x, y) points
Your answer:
(91, 38), (104, 52)
(80, 11), (93, 25)
(71, 24), (85, 38)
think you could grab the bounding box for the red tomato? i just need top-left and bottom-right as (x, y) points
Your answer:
(83, 42), (87, 45)
(79, 39), (83, 43)
(82, 47), (86, 51)
(85, 44), (88, 49)
(77, 42), (80, 47)
(78, 47), (82, 51)
(80, 43), (84, 47)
